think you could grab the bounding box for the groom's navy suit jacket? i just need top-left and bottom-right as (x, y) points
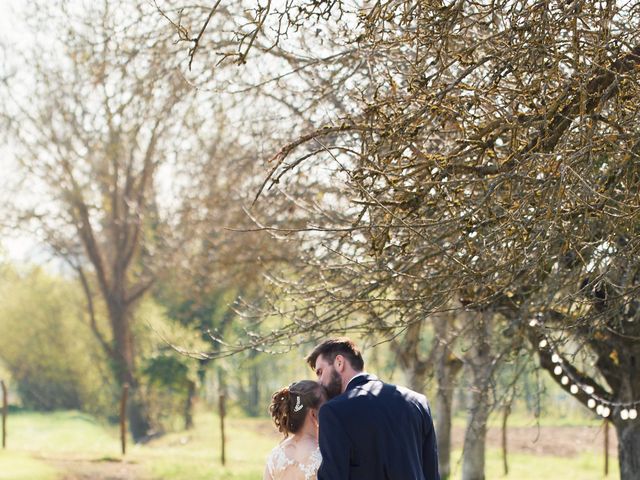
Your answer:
(317, 373), (439, 480)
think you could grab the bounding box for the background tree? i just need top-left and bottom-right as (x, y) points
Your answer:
(168, 1), (640, 478)
(0, 0), (217, 440)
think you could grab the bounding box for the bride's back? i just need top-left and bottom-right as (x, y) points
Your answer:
(264, 380), (326, 480)
(265, 436), (321, 480)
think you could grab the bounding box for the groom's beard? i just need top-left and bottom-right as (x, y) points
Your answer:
(325, 369), (343, 399)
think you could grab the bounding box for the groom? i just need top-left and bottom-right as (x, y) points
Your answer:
(307, 337), (440, 480)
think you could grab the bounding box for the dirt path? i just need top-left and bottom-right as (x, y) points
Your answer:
(41, 456), (152, 480)
(453, 424), (617, 457)
(488, 425), (618, 457)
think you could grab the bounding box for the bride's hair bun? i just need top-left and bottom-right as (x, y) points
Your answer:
(269, 380), (326, 437)
(269, 387), (292, 435)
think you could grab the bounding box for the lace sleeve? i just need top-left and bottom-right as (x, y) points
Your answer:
(265, 444), (322, 480)
(266, 445), (293, 477)
(299, 449), (322, 479)
(263, 460), (274, 480)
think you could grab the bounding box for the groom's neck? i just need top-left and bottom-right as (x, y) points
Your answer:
(341, 369), (364, 393)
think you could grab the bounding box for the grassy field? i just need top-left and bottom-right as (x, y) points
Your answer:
(0, 409), (275, 480)
(0, 409), (619, 479)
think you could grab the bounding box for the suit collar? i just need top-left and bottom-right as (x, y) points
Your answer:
(345, 372), (376, 391)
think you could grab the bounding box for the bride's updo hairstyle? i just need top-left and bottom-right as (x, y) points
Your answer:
(269, 380), (326, 437)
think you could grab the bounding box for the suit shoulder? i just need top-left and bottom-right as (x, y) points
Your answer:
(395, 383), (426, 399)
(318, 396), (352, 425)
(319, 396), (343, 417)
(393, 384), (430, 408)
(321, 393), (350, 411)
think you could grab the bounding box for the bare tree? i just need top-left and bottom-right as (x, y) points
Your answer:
(0, 0), (209, 440)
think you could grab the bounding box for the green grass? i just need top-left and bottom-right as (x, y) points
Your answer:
(140, 415), (275, 479)
(449, 448), (619, 480)
(5, 410), (121, 455)
(0, 409), (276, 479)
(0, 409), (622, 480)
(0, 451), (58, 480)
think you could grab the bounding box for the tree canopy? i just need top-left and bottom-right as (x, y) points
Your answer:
(165, 2), (640, 477)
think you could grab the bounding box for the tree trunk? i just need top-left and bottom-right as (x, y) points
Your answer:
(614, 418), (640, 480)
(433, 315), (462, 480)
(249, 361), (260, 417)
(217, 365), (227, 398)
(461, 372), (491, 480)
(406, 364), (430, 394)
(184, 379), (196, 430)
(109, 299), (152, 442)
(461, 312), (494, 480)
(434, 354), (463, 480)
(461, 371), (491, 480)
(127, 392), (152, 441)
(394, 321), (430, 393)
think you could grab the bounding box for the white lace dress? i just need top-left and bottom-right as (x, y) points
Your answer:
(264, 442), (322, 480)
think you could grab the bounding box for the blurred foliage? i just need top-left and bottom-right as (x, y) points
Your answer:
(0, 357), (11, 384)
(0, 261), (206, 430)
(0, 260), (597, 427)
(0, 264), (115, 414)
(143, 356), (190, 390)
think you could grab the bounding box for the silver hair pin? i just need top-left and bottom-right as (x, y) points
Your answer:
(293, 395), (303, 413)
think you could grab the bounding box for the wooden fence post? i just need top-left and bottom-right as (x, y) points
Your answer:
(1, 380), (7, 449)
(120, 383), (129, 456)
(502, 403), (511, 476)
(604, 419), (609, 477)
(219, 393), (226, 466)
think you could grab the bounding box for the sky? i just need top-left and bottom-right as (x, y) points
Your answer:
(0, 1), (25, 45)
(0, 0), (345, 264)
(0, 0), (41, 263)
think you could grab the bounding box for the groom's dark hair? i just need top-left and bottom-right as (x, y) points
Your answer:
(306, 337), (364, 371)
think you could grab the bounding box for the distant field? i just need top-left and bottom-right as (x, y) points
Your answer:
(0, 409), (619, 479)
(0, 409), (273, 480)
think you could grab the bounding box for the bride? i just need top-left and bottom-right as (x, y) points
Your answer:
(264, 380), (327, 480)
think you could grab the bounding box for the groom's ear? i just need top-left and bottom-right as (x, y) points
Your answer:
(335, 354), (345, 372)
